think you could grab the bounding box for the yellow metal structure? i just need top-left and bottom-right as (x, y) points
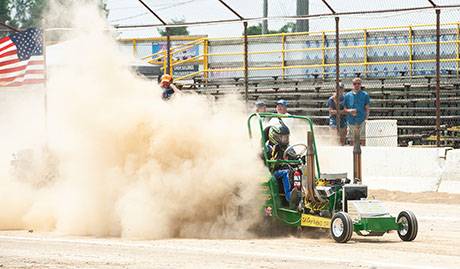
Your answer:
(132, 39), (137, 58)
(301, 214), (331, 228)
(124, 22), (460, 81)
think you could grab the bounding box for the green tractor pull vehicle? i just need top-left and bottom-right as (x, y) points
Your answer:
(248, 112), (418, 243)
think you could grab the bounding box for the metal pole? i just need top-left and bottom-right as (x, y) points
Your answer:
(321, 32), (326, 79)
(166, 27), (171, 75)
(457, 23), (460, 79)
(363, 29), (368, 77)
(132, 39), (137, 58)
(217, 0), (244, 20)
(262, 0), (268, 34)
(409, 26), (413, 77)
(137, 0), (167, 25)
(116, 5), (460, 30)
(435, 9), (441, 147)
(243, 21), (249, 104)
(335, 16), (342, 144)
(296, 0), (309, 32)
(281, 33), (286, 80)
(203, 38), (209, 83)
(42, 28), (48, 142)
(0, 22), (20, 32)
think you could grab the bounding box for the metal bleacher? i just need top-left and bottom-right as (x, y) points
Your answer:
(130, 21), (460, 147)
(182, 75), (460, 147)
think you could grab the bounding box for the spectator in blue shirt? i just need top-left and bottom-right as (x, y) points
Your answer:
(327, 82), (347, 145)
(344, 77), (370, 145)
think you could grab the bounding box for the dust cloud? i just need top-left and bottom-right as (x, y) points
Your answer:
(0, 1), (267, 239)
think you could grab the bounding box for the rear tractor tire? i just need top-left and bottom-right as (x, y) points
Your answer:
(330, 212), (354, 243)
(397, 210), (418, 241)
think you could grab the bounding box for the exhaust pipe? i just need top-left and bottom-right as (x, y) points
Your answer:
(353, 131), (362, 184)
(305, 132), (315, 201)
(306, 131), (320, 202)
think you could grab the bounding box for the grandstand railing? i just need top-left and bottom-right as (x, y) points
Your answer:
(122, 22), (460, 82)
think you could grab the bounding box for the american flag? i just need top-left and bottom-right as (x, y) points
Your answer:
(0, 28), (45, 87)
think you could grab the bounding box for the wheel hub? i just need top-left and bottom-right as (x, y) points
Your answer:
(399, 216), (409, 236)
(332, 217), (344, 237)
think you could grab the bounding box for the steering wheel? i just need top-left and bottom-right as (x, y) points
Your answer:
(283, 143), (308, 160)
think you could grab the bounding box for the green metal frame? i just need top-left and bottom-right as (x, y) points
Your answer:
(354, 217), (400, 233)
(247, 112), (321, 176)
(248, 113), (322, 227)
(248, 113), (402, 235)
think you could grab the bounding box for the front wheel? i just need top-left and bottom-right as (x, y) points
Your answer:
(330, 212), (354, 243)
(397, 210), (418, 241)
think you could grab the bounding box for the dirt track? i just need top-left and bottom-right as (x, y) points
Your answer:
(1, 195), (460, 269)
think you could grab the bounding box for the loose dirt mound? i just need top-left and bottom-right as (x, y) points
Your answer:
(369, 189), (460, 204)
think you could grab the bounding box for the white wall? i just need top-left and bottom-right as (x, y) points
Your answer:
(438, 149), (460, 194)
(317, 146), (458, 193)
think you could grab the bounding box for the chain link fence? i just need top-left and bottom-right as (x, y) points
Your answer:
(118, 5), (460, 148)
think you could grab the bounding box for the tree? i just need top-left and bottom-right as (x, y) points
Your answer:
(0, 0), (15, 26)
(10, 0), (109, 28)
(0, 0), (11, 22)
(0, 0), (16, 37)
(158, 19), (189, 36)
(13, 0), (46, 28)
(278, 22), (296, 33)
(246, 24), (263, 35)
(244, 22), (297, 35)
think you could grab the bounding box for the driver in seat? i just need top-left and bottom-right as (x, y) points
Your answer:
(266, 123), (294, 203)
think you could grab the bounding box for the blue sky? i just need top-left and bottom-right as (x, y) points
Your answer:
(106, 0), (460, 38)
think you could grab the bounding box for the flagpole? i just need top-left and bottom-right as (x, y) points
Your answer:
(42, 27), (48, 145)
(0, 22), (19, 32)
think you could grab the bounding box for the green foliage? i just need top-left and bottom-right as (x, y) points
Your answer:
(158, 19), (189, 36)
(0, 0), (12, 24)
(0, 0), (15, 37)
(10, 0), (109, 28)
(245, 24), (264, 35)
(278, 22), (296, 33)
(11, 0), (46, 28)
(244, 22), (297, 35)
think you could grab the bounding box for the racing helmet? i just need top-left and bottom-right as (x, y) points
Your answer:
(268, 125), (290, 146)
(160, 74), (173, 84)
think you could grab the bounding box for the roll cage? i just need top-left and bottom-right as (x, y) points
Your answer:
(247, 112), (321, 176)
